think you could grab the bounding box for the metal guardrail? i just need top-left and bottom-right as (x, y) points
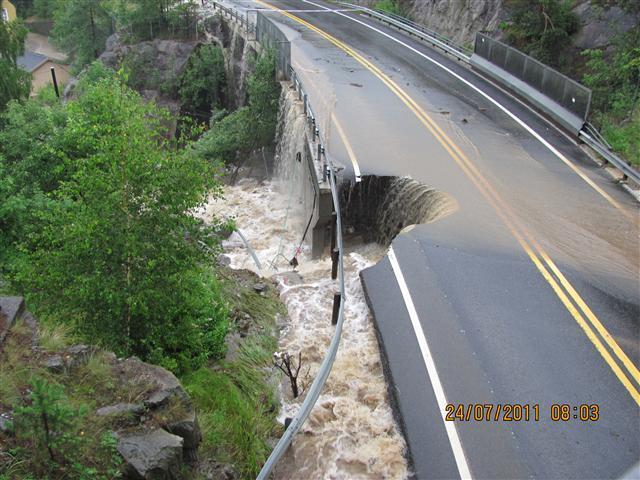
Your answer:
(257, 65), (347, 479)
(334, 1), (639, 185)
(579, 129), (640, 184)
(210, 0), (254, 33)
(209, 2), (350, 477)
(336, 1), (471, 62)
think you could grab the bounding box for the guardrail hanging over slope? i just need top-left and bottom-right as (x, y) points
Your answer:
(209, 2), (351, 477)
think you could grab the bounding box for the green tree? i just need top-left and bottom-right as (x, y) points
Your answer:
(501, 0), (579, 68)
(0, 96), (66, 271)
(114, 0), (196, 41)
(0, 18), (31, 111)
(15, 73), (228, 372)
(195, 51), (281, 164)
(51, 0), (112, 69)
(582, 5), (640, 165)
(13, 377), (83, 464)
(178, 44), (227, 121)
(33, 0), (58, 18)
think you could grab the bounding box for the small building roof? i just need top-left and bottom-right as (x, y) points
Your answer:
(17, 51), (49, 73)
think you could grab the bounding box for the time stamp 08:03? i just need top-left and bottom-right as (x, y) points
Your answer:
(445, 404), (600, 422)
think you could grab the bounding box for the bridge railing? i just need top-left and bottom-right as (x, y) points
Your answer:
(209, 0), (254, 33)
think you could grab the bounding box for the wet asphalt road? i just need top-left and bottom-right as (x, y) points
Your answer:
(225, 1), (639, 478)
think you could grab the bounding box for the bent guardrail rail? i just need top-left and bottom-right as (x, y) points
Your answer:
(337, 1), (471, 62)
(579, 130), (640, 184)
(209, 2), (350, 477)
(257, 64), (347, 480)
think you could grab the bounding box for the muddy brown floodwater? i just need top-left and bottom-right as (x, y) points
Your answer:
(198, 178), (409, 479)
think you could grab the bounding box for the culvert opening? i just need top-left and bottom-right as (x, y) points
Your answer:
(340, 175), (458, 246)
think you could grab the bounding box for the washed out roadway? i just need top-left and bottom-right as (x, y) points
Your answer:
(226, 1), (639, 478)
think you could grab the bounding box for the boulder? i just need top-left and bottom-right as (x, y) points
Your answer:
(0, 296), (25, 346)
(44, 354), (65, 373)
(117, 429), (184, 480)
(165, 410), (202, 462)
(97, 403), (146, 426)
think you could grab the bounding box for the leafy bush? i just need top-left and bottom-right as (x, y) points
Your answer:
(501, 0), (579, 68)
(178, 44), (227, 121)
(0, 95), (67, 273)
(582, 8), (639, 165)
(0, 18), (31, 111)
(194, 51), (281, 164)
(6, 72), (228, 374)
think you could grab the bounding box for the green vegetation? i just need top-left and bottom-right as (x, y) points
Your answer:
(501, 0), (639, 165)
(179, 44), (228, 121)
(115, 0), (200, 42)
(183, 268), (284, 478)
(0, 322), (124, 479)
(1, 65), (229, 374)
(582, 3), (639, 165)
(374, 0), (405, 16)
(0, 17), (31, 112)
(22, 0), (202, 71)
(1, 10), (283, 473)
(195, 51), (281, 164)
(501, 0), (579, 69)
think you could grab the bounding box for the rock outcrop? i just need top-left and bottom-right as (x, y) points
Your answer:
(203, 14), (258, 109)
(0, 297), (202, 480)
(117, 429), (184, 480)
(360, 0), (635, 55)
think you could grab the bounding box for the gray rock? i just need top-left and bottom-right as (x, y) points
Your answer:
(44, 355), (65, 373)
(253, 283), (267, 293)
(217, 254), (232, 267)
(120, 357), (187, 410)
(166, 411), (201, 462)
(0, 296), (25, 346)
(117, 429), (184, 480)
(0, 414), (13, 435)
(64, 344), (94, 369)
(97, 403), (145, 426)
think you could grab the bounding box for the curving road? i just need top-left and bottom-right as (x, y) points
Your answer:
(225, 1), (640, 478)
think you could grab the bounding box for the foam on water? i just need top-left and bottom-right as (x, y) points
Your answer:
(200, 179), (409, 479)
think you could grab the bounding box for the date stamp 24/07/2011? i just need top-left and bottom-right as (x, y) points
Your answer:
(445, 403), (600, 422)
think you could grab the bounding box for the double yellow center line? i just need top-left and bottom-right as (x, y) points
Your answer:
(254, 0), (640, 405)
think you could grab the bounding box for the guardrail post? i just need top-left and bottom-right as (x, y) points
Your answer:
(331, 292), (341, 325)
(331, 248), (340, 280)
(330, 211), (337, 253)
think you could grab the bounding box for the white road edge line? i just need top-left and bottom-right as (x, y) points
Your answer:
(331, 112), (362, 181)
(388, 246), (472, 480)
(301, 0), (625, 213)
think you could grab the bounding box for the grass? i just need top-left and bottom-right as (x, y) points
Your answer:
(601, 110), (640, 167)
(0, 316), (183, 478)
(1, 266), (288, 479)
(181, 267), (285, 479)
(375, 0), (405, 16)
